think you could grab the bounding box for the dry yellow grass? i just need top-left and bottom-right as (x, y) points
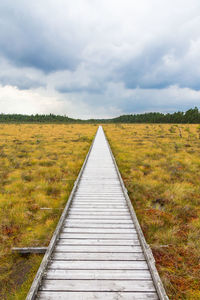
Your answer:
(104, 124), (200, 300)
(1, 123), (200, 299)
(0, 124), (97, 299)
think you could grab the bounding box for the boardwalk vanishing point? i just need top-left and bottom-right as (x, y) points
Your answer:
(26, 126), (168, 300)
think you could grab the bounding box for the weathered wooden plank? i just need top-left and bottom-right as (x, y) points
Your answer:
(76, 191), (123, 193)
(40, 279), (155, 292)
(79, 179), (120, 181)
(64, 222), (134, 228)
(37, 291), (159, 300)
(75, 190), (125, 193)
(74, 197), (126, 200)
(57, 239), (140, 246)
(78, 184), (121, 185)
(49, 260), (148, 270)
(75, 195), (124, 197)
(68, 211), (130, 216)
(77, 198), (124, 200)
(76, 183), (121, 185)
(52, 252), (144, 261)
(73, 197), (126, 200)
(72, 202), (127, 205)
(77, 190), (123, 192)
(78, 185), (121, 187)
(79, 183), (121, 188)
(71, 203), (127, 207)
(77, 186), (122, 189)
(67, 216), (132, 220)
(70, 208), (129, 212)
(45, 268), (150, 279)
(62, 228), (136, 233)
(73, 201), (126, 204)
(59, 233), (137, 239)
(54, 245), (143, 253)
(65, 219), (133, 224)
(73, 198), (125, 202)
(76, 192), (124, 195)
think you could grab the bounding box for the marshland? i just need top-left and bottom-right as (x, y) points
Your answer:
(0, 123), (200, 299)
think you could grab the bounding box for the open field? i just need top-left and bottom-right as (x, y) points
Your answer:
(104, 124), (200, 300)
(0, 124), (97, 299)
(1, 123), (200, 299)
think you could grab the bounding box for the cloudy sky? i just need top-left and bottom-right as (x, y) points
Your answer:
(0, 0), (200, 118)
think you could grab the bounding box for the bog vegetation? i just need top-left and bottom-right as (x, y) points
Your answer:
(1, 123), (200, 300)
(0, 124), (97, 299)
(104, 124), (200, 300)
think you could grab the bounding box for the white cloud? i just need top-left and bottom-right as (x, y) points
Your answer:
(0, 85), (64, 114)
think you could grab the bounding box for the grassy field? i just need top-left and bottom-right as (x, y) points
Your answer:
(1, 123), (200, 299)
(104, 124), (200, 300)
(0, 124), (97, 299)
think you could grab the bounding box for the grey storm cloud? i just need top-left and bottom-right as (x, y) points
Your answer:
(0, 0), (200, 118)
(0, 1), (81, 72)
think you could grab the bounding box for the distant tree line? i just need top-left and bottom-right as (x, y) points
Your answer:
(0, 107), (199, 124)
(0, 113), (80, 123)
(109, 107), (200, 124)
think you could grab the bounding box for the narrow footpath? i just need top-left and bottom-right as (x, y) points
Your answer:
(26, 126), (168, 300)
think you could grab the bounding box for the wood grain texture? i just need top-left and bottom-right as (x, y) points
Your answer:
(37, 292), (159, 300)
(54, 245), (143, 253)
(57, 239), (140, 246)
(64, 222), (135, 228)
(45, 269), (151, 280)
(48, 260), (148, 270)
(62, 228), (136, 233)
(59, 233), (138, 239)
(65, 218), (133, 223)
(40, 279), (155, 292)
(52, 252), (145, 261)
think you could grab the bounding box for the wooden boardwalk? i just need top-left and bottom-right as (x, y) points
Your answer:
(26, 126), (168, 300)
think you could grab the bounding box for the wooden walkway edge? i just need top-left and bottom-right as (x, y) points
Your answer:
(26, 126), (169, 300)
